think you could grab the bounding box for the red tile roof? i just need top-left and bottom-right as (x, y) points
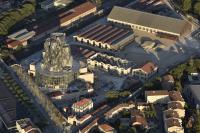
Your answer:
(169, 91), (184, 102)
(141, 62), (157, 74)
(59, 2), (96, 24)
(6, 39), (22, 48)
(73, 98), (92, 107)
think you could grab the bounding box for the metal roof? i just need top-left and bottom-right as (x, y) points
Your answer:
(108, 6), (189, 35)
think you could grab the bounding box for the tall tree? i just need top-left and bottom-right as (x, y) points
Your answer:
(183, 0), (192, 12)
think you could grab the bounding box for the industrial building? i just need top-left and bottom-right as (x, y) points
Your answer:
(73, 24), (134, 50)
(59, 2), (97, 27)
(108, 6), (190, 38)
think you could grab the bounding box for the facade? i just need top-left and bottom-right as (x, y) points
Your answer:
(16, 118), (41, 133)
(6, 29), (35, 49)
(164, 118), (184, 133)
(73, 24), (134, 50)
(72, 98), (93, 115)
(132, 115), (148, 128)
(35, 33), (76, 92)
(145, 90), (169, 104)
(67, 114), (92, 125)
(108, 6), (190, 38)
(87, 53), (135, 76)
(59, 2), (97, 27)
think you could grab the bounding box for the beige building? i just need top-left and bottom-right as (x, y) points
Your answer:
(59, 2), (97, 27)
(73, 24), (134, 51)
(108, 6), (190, 38)
(164, 118), (184, 133)
(132, 62), (158, 80)
(145, 90), (170, 104)
(98, 124), (116, 133)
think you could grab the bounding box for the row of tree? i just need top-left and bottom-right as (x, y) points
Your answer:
(0, 0), (36, 36)
(179, 0), (200, 15)
(105, 90), (131, 101)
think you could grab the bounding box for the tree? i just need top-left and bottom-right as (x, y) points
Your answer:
(128, 127), (137, 133)
(105, 90), (119, 101)
(182, 0), (192, 12)
(194, 114), (200, 133)
(119, 91), (131, 98)
(194, 2), (200, 15)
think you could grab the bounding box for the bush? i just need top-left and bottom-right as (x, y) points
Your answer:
(0, 0), (36, 35)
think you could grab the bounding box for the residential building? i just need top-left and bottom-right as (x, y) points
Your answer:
(98, 124), (116, 133)
(40, 0), (72, 10)
(164, 118), (184, 133)
(72, 98), (93, 115)
(162, 75), (174, 90)
(145, 90), (169, 104)
(168, 101), (185, 118)
(73, 24), (135, 51)
(163, 110), (181, 120)
(59, 2), (97, 27)
(108, 6), (190, 38)
(136, 102), (149, 111)
(132, 115), (148, 129)
(132, 61), (158, 80)
(87, 53), (135, 76)
(16, 118), (42, 133)
(104, 103), (135, 119)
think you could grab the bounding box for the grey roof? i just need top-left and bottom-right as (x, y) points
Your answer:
(188, 84), (200, 103)
(108, 6), (189, 35)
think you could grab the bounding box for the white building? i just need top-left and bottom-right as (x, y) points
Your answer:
(72, 98), (93, 115)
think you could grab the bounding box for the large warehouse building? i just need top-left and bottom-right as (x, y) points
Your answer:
(73, 24), (134, 50)
(108, 6), (190, 38)
(59, 2), (97, 27)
